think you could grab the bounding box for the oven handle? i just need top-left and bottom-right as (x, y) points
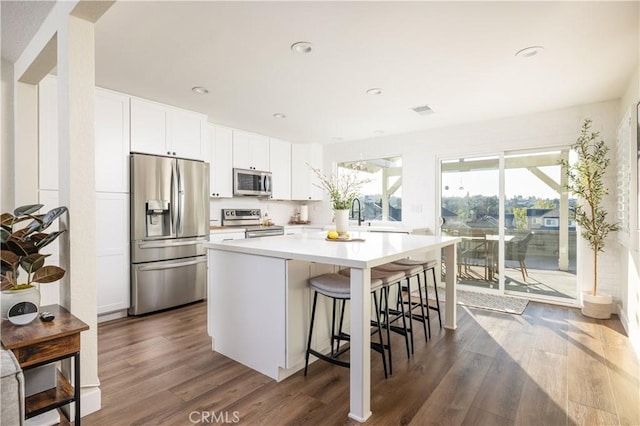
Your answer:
(245, 230), (284, 238)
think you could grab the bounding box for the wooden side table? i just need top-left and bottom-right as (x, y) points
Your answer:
(1, 304), (89, 425)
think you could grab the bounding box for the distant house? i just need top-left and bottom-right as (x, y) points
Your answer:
(527, 208), (575, 230)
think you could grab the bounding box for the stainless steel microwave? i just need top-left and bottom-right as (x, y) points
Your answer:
(233, 168), (272, 197)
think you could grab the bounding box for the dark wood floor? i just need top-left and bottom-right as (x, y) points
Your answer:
(82, 300), (639, 425)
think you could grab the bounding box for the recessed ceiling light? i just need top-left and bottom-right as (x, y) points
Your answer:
(373, 130), (385, 135)
(515, 46), (544, 58)
(273, 113), (287, 119)
(332, 137), (343, 142)
(192, 86), (209, 94)
(290, 41), (312, 54)
(366, 88), (383, 96)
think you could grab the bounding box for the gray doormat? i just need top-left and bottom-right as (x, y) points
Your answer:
(425, 286), (529, 315)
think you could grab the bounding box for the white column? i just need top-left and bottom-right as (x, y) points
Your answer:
(57, 13), (99, 397)
(348, 267), (372, 422)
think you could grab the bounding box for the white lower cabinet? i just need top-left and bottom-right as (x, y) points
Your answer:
(96, 192), (130, 315)
(209, 232), (245, 243)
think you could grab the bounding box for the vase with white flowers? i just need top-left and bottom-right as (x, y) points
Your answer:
(309, 165), (371, 235)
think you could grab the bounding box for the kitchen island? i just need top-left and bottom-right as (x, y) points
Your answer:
(205, 231), (460, 422)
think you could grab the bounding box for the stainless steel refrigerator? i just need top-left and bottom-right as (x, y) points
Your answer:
(130, 153), (209, 315)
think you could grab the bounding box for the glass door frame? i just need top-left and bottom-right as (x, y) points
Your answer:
(437, 146), (579, 303)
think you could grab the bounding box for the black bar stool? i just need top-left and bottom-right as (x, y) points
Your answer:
(304, 273), (388, 379)
(338, 268), (409, 375)
(393, 259), (441, 331)
(374, 262), (427, 345)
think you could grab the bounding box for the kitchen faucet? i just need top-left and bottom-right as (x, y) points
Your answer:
(351, 198), (363, 226)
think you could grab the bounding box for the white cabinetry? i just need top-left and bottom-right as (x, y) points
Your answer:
(130, 97), (206, 161)
(208, 124), (233, 198)
(291, 143), (323, 201)
(95, 88), (130, 192)
(96, 193), (130, 315)
(269, 138), (291, 200)
(232, 130), (269, 171)
(209, 231), (245, 243)
(38, 75), (58, 190)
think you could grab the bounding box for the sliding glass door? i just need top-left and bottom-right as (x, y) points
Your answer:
(440, 150), (577, 301)
(441, 156), (500, 291)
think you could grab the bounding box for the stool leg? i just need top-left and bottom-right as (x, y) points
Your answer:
(330, 298), (337, 356)
(403, 277), (415, 355)
(304, 291), (319, 376)
(415, 273), (428, 341)
(396, 282), (411, 358)
(336, 299), (347, 355)
(422, 269), (431, 339)
(381, 285), (393, 375)
(372, 291), (388, 379)
(431, 267), (442, 328)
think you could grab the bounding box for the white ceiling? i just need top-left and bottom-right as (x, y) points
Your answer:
(4, 2), (639, 144)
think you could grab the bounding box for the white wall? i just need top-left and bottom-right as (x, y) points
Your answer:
(617, 62), (640, 356)
(324, 100), (621, 302)
(1, 59), (15, 212)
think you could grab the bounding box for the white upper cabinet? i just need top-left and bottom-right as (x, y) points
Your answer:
(291, 143), (323, 201)
(130, 97), (206, 161)
(38, 75), (59, 191)
(95, 88), (130, 193)
(170, 108), (207, 161)
(208, 124), (233, 198)
(269, 138), (291, 200)
(232, 130), (269, 171)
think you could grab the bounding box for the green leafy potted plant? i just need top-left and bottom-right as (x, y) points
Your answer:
(1, 204), (67, 321)
(309, 164), (371, 236)
(560, 119), (618, 319)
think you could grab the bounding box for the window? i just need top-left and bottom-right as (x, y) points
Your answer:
(544, 217), (559, 227)
(338, 157), (402, 221)
(532, 217), (542, 225)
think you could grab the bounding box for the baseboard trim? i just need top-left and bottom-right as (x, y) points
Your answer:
(60, 386), (101, 419)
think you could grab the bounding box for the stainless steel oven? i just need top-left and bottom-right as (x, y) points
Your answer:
(221, 209), (284, 238)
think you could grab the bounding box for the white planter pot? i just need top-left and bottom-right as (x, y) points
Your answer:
(581, 292), (612, 319)
(1, 286), (41, 321)
(334, 209), (349, 236)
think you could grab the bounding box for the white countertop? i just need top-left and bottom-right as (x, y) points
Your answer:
(204, 231), (460, 269)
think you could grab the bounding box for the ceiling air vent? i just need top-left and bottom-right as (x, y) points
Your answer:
(412, 105), (434, 116)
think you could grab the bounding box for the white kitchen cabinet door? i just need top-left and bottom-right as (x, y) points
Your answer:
(170, 108), (206, 161)
(269, 138), (291, 200)
(291, 143), (323, 201)
(95, 88), (130, 193)
(96, 192), (130, 315)
(232, 130), (269, 170)
(38, 75), (59, 191)
(130, 98), (170, 156)
(209, 231), (245, 243)
(208, 124), (233, 198)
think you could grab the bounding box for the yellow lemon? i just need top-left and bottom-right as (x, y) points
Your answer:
(344, 232), (350, 238)
(327, 230), (339, 239)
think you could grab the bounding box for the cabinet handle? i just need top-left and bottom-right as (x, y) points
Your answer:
(167, 151), (171, 155)
(173, 152), (176, 156)
(308, 197), (311, 200)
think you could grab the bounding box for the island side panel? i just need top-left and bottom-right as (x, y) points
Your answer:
(208, 250), (286, 380)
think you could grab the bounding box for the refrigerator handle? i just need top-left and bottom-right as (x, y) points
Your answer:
(171, 161), (179, 235)
(177, 161), (185, 235)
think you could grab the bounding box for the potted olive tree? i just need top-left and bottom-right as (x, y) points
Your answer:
(561, 119), (618, 319)
(1, 204), (67, 321)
